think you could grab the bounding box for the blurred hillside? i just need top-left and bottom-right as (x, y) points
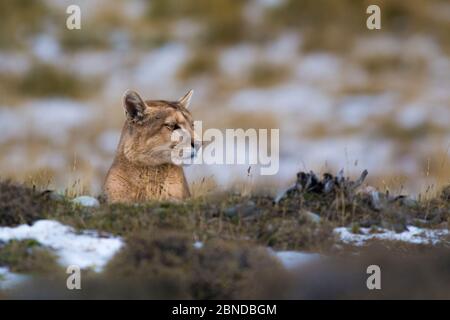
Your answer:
(0, 0), (450, 196)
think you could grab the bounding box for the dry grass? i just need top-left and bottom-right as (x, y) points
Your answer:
(189, 175), (219, 199)
(178, 50), (219, 80)
(267, 0), (450, 52)
(145, 0), (247, 45)
(0, 0), (49, 49)
(0, 240), (61, 274)
(0, 176), (449, 299)
(247, 62), (291, 87)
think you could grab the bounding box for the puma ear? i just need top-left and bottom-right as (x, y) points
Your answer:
(123, 90), (146, 122)
(178, 89), (194, 109)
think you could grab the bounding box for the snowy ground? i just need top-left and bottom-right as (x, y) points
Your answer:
(1, 218), (449, 291)
(0, 267), (29, 290)
(334, 226), (450, 246)
(270, 250), (322, 269)
(2, 6), (450, 195)
(0, 220), (123, 272)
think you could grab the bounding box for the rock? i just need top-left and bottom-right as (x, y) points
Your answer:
(302, 211), (321, 223)
(50, 192), (65, 202)
(400, 197), (418, 208)
(431, 213), (443, 224)
(241, 201), (257, 217)
(41, 190), (65, 201)
(323, 173), (335, 193)
(72, 196), (100, 208)
(370, 192), (383, 210)
(381, 220), (407, 233)
(360, 218), (377, 228)
(393, 223), (407, 233)
(224, 207), (238, 218)
(193, 241), (204, 249)
(276, 169), (369, 203)
(274, 183), (300, 203)
(440, 185), (450, 201)
(412, 218), (431, 227)
(224, 201), (257, 219)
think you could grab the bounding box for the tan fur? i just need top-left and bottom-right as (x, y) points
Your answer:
(103, 90), (196, 203)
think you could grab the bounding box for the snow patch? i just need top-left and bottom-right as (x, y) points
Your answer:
(228, 84), (332, 118)
(72, 196), (100, 208)
(0, 100), (95, 144)
(134, 43), (188, 94)
(219, 45), (259, 79)
(31, 34), (61, 62)
(264, 33), (301, 65)
(0, 220), (123, 272)
(269, 249), (322, 269)
(295, 53), (343, 85)
(334, 226), (450, 246)
(193, 241), (204, 249)
(0, 53), (30, 74)
(0, 267), (29, 290)
(338, 94), (396, 126)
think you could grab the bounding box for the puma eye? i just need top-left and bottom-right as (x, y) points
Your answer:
(165, 123), (179, 130)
